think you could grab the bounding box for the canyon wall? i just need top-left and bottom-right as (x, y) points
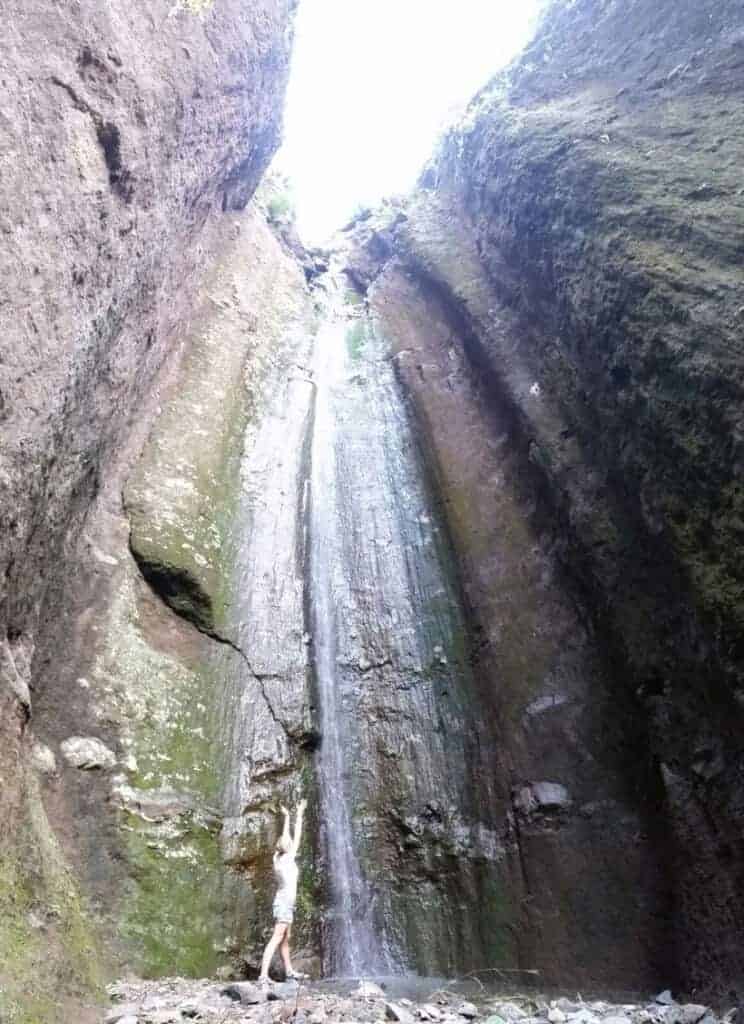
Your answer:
(347, 0), (744, 1001)
(0, 2), (300, 1018)
(2, 0), (743, 1016)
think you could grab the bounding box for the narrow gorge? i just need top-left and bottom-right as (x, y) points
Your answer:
(1, 1), (743, 1022)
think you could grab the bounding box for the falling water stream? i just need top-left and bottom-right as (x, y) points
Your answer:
(307, 269), (481, 977)
(309, 278), (388, 976)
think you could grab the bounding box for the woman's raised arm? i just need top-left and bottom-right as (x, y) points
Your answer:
(291, 798), (307, 856)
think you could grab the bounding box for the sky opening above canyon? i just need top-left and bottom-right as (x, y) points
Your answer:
(277, 0), (541, 243)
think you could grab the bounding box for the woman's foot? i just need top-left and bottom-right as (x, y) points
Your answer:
(286, 969), (309, 981)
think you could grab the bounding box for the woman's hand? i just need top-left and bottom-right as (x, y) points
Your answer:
(280, 804), (290, 816)
(297, 798), (307, 812)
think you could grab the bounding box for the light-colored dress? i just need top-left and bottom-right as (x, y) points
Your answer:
(273, 851), (299, 923)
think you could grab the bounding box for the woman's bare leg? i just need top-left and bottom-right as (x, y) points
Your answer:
(259, 922), (288, 981)
(279, 924), (294, 976)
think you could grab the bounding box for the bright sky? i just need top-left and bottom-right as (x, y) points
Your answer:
(276, 0), (541, 244)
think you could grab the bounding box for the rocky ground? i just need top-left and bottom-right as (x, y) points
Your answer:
(102, 978), (737, 1024)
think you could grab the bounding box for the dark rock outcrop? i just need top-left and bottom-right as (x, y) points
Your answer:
(348, 0), (744, 1000)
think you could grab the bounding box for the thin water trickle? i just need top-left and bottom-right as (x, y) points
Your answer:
(307, 267), (482, 977)
(309, 285), (387, 977)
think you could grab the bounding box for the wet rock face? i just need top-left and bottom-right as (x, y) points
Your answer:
(350, 0), (744, 1000)
(306, 289), (516, 976)
(28, 206), (318, 991)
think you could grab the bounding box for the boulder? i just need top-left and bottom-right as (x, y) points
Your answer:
(679, 1008), (709, 1024)
(513, 782), (572, 814)
(554, 1003), (582, 1016)
(60, 736), (117, 771)
(267, 982), (300, 1001)
(105, 1009), (140, 1024)
(492, 1006), (527, 1023)
(656, 994), (676, 1008)
(387, 1002), (417, 1024)
(356, 981), (386, 999)
(420, 1006), (443, 1021)
(567, 1012), (599, 1024)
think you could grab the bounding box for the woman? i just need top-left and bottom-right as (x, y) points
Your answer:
(258, 799), (309, 985)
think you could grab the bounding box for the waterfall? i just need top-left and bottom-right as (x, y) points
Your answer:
(309, 287), (389, 977)
(307, 269), (482, 977)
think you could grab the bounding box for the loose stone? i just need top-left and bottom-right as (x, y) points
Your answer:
(105, 1007), (140, 1023)
(223, 982), (267, 1005)
(492, 1006), (527, 1022)
(387, 1002), (417, 1024)
(656, 994), (676, 1007)
(678, 1009), (709, 1024)
(356, 982), (386, 999)
(61, 735), (117, 770)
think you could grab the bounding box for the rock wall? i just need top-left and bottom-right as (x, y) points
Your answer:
(4, 0), (743, 1012)
(305, 281), (522, 977)
(345, 0), (744, 1001)
(0, 1), (298, 1018)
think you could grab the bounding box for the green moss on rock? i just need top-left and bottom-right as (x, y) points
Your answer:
(0, 778), (104, 1024)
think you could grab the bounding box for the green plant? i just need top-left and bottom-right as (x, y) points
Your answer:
(181, 0), (214, 13)
(267, 193), (295, 224)
(345, 320), (366, 361)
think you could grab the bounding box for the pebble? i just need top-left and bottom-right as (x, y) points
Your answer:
(458, 1003), (478, 1020)
(548, 1010), (567, 1024)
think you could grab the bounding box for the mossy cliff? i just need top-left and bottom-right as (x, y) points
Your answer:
(346, 0), (744, 1000)
(0, 0), (300, 1016)
(29, 204), (319, 995)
